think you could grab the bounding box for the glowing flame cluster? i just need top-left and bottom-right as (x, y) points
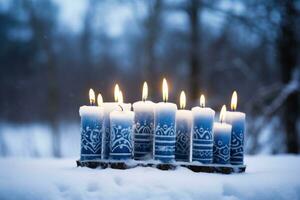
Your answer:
(89, 88), (103, 106)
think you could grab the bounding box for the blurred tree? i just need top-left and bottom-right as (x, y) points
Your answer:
(143, 0), (162, 99)
(187, 0), (201, 101)
(25, 0), (61, 156)
(277, 0), (299, 153)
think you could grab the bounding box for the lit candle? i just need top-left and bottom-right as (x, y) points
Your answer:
(110, 91), (134, 160)
(79, 89), (104, 161)
(133, 82), (155, 160)
(225, 91), (246, 165)
(102, 84), (131, 159)
(213, 105), (232, 164)
(175, 91), (192, 162)
(154, 78), (177, 163)
(191, 95), (215, 164)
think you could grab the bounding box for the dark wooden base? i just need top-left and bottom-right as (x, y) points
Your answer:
(76, 159), (246, 174)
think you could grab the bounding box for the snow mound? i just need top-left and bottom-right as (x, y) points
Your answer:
(0, 155), (299, 200)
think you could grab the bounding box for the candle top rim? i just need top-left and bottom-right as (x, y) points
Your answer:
(226, 110), (246, 116)
(192, 106), (215, 115)
(176, 109), (192, 113)
(156, 102), (177, 110)
(110, 110), (135, 118)
(214, 122), (232, 129)
(79, 105), (103, 116)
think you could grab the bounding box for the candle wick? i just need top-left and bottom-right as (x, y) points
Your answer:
(118, 105), (124, 111)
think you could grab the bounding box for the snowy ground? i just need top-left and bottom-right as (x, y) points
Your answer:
(0, 156), (300, 200)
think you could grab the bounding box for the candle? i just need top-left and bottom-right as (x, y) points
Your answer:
(102, 84), (131, 159)
(79, 89), (104, 161)
(191, 95), (215, 164)
(133, 82), (155, 160)
(110, 91), (134, 160)
(213, 105), (232, 164)
(175, 91), (192, 162)
(154, 78), (177, 163)
(225, 91), (246, 165)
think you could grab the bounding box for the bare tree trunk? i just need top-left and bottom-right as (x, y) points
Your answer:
(144, 0), (162, 99)
(277, 0), (299, 153)
(25, 0), (61, 157)
(188, 0), (201, 101)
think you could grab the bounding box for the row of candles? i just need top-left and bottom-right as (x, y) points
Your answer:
(79, 78), (246, 165)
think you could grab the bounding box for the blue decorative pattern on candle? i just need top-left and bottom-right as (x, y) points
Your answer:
(226, 112), (246, 165)
(175, 125), (190, 161)
(134, 119), (154, 159)
(175, 111), (192, 162)
(103, 118), (111, 159)
(102, 103), (131, 159)
(193, 127), (213, 163)
(110, 111), (134, 160)
(213, 122), (232, 164)
(79, 107), (103, 161)
(154, 103), (177, 163)
(191, 107), (215, 164)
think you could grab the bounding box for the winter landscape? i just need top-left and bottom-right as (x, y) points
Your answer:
(0, 0), (300, 200)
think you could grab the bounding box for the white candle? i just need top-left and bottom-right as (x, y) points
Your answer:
(110, 109), (134, 160)
(133, 82), (155, 160)
(154, 78), (177, 163)
(79, 89), (104, 161)
(225, 91), (246, 165)
(191, 95), (215, 164)
(175, 91), (192, 162)
(109, 90), (134, 160)
(102, 85), (131, 159)
(213, 105), (232, 164)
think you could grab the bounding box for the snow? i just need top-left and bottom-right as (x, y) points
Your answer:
(0, 123), (80, 157)
(0, 155), (300, 200)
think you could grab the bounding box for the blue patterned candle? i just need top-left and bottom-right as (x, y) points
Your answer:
(225, 91), (246, 165)
(110, 91), (134, 160)
(191, 95), (215, 164)
(102, 84), (131, 159)
(213, 105), (232, 164)
(79, 89), (104, 161)
(133, 82), (155, 160)
(154, 78), (177, 163)
(175, 91), (192, 162)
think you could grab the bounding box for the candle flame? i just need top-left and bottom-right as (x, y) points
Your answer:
(97, 93), (103, 106)
(162, 78), (168, 102)
(114, 84), (120, 102)
(180, 91), (186, 109)
(200, 94), (205, 107)
(142, 82), (148, 101)
(220, 105), (226, 123)
(89, 88), (95, 105)
(231, 91), (238, 111)
(118, 90), (123, 104)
